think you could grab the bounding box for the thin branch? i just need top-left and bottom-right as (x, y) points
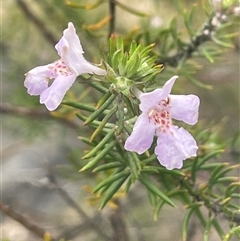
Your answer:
(16, 0), (57, 45)
(0, 102), (80, 129)
(109, 200), (130, 241)
(56, 214), (109, 241)
(181, 176), (240, 226)
(156, 17), (215, 67)
(56, 222), (92, 241)
(47, 166), (112, 241)
(0, 201), (57, 241)
(108, 0), (116, 38)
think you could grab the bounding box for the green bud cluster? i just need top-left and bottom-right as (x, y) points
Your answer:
(103, 36), (164, 97)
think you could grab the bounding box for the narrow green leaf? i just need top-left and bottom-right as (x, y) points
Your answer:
(231, 193), (240, 199)
(216, 176), (239, 184)
(126, 55), (142, 78)
(124, 123), (133, 136)
(99, 175), (129, 210)
(75, 112), (88, 122)
(154, 189), (188, 220)
(228, 202), (240, 210)
(139, 176), (175, 207)
(62, 100), (95, 112)
(203, 217), (215, 241)
(140, 43), (155, 58)
(116, 37), (124, 51)
(93, 162), (125, 172)
(119, 52), (128, 75)
(88, 81), (108, 93)
(201, 49), (215, 63)
(196, 150), (225, 169)
(115, 0), (149, 17)
(112, 49), (124, 71)
(134, 63), (154, 77)
(97, 182), (112, 196)
(169, 17), (178, 39)
(65, 0), (105, 9)
(82, 129), (115, 159)
(108, 151), (126, 164)
(200, 162), (228, 170)
(115, 38), (124, 67)
(108, 36), (116, 64)
(76, 112), (115, 130)
(223, 226), (240, 241)
(196, 209), (207, 227)
(154, 167), (185, 177)
(126, 44), (142, 62)
(223, 32), (240, 39)
(93, 170), (129, 193)
(141, 166), (159, 174)
(183, 8), (195, 36)
(84, 94), (117, 125)
(182, 208), (195, 241)
(185, 202), (203, 209)
(115, 95), (125, 135)
(129, 41), (137, 56)
(208, 163), (229, 190)
(80, 140), (117, 171)
(219, 197), (231, 206)
(83, 15), (111, 30)
(144, 70), (162, 85)
(225, 182), (240, 197)
(153, 200), (164, 221)
(212, 219), (225, 240)
(90, 107), (117, 141)
(124, 176), (132, 193)
(128, 153), (141, 181)
(78, 136), (98, 146)
(96, 91), (112, 109)
(147, 190), (158, 206)
(211, 36), (234, 48)
(96, 168), (127, 195)
(190, 156), (199, 182)
(122, 95), (136, 116)
(214, 164), (240, 181)
(142, 154), (157, 164)
(183, 206), (207, 240)
(186, 73), (213, 89)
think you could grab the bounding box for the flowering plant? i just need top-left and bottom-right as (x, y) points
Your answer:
(24, 22), (106, 111)
(5, 0), (238, 239)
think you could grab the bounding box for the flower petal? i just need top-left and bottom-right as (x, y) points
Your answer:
(139, 75), (178, 112)
(24, 65), (54, 95)
(55, 35), (69, 57)
(124, 113), (156, 154)
(60, 22), (106, 76)
(63, 22), (84, 54)
(170, 94), (200, 125)
(40, 73), (76, 111)
(155, 126), (198, 170)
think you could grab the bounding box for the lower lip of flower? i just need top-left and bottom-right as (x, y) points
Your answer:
(49, 60), (73, 77)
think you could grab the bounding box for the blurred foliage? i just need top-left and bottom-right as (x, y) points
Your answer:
(2, 0), (240, 241)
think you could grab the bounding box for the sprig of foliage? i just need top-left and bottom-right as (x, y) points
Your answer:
(62, 33), (239, 240)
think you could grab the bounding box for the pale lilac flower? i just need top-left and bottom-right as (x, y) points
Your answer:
(124, 76), (200, 170)
(24, 22), (106, 111)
